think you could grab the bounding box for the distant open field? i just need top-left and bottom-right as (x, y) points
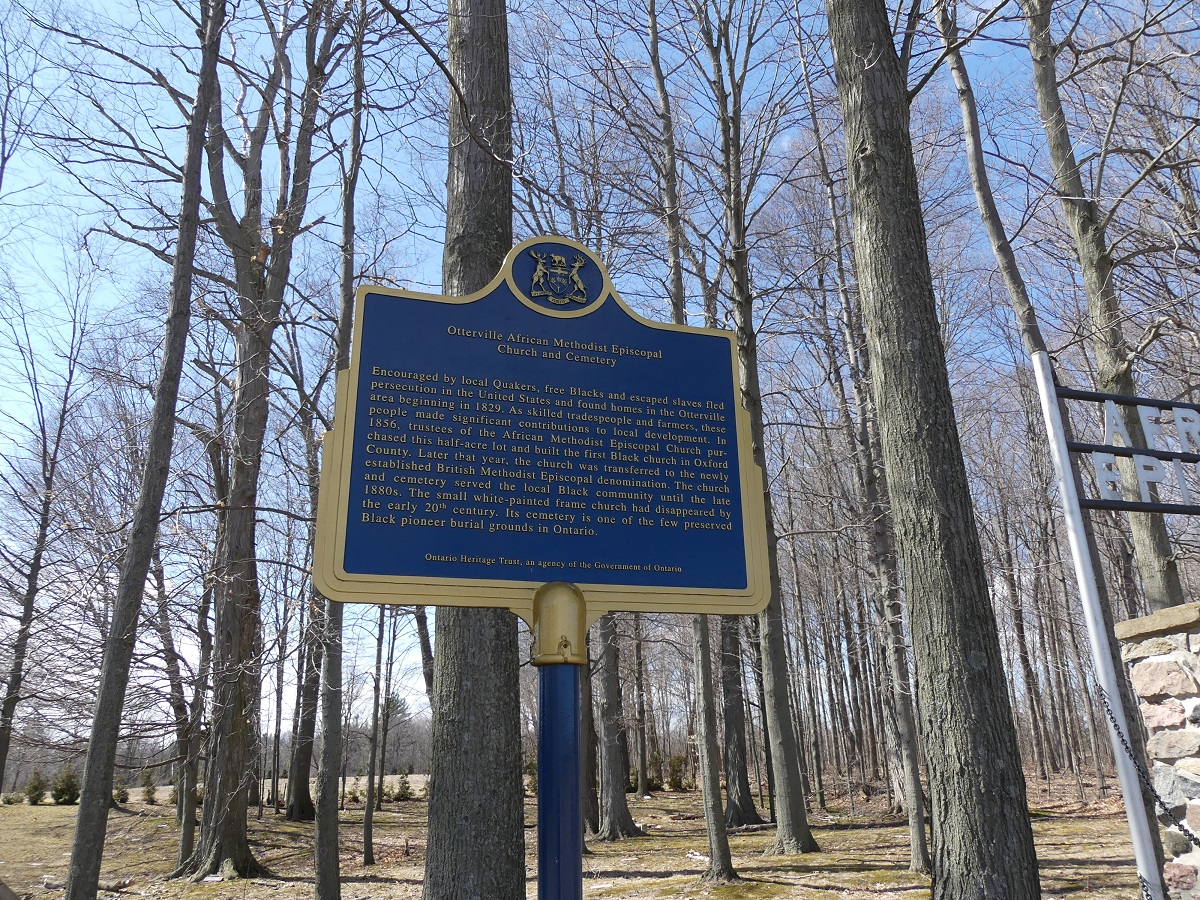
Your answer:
(0, 782), (1138, 899)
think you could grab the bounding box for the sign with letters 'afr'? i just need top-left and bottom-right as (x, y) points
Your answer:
(314, 236), (770, 621)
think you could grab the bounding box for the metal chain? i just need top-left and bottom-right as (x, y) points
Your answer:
(1098, 685), (1198, 900)
(1098, 686), (1200, 846)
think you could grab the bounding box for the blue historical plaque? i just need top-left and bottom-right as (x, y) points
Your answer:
(315, 236), (770, 619)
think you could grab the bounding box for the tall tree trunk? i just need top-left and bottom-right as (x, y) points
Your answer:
(182, 2), (350, 879)
(416, 0), (524, 890)
(938, 0), (1161, 868)
(693, 616), (738, 883)
(802, 38), (925, 860)
(713, 59), (818, 861)
(595, 613), (641, 840)
(64, 3), (226, 896)
(314, 0), (367, 886)
(1020, 0), (1183, 612)
(0, 472), (62, 790)
(825, 1), (1040, 895)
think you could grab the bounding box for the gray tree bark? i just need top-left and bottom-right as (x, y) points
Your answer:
(693, 616), (738, 883)
(418, 0), (525, 892)
(63, 3), (226, 897)
(824, 1), (1040, 896)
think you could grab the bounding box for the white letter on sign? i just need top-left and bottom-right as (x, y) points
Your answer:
(1093, 453), (1122, 501)
(1174, 459), (1193, 504)
(1103, 400), (1132, 446)
(1177, 408), (1200, 453)
(1138, 405), (1164, 450)
(1133, 454), (1165, 503)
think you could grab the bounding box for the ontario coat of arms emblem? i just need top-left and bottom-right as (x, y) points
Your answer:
(529, 250), (588, 305)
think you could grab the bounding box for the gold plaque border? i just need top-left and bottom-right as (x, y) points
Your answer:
(313, 235), (771, 624)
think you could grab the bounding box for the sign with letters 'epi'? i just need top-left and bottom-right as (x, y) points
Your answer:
(314, 236), (770, 621)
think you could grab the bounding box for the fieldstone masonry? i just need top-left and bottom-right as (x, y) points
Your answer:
(1116, 602), (1200, 896)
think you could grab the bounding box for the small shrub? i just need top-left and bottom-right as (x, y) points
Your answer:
(1, 792), (22, 805)
(51, 769), (80, 805)
(25, 770), (47, 805)
(666, 755), (686, 792)
(168, 785), (178, 807)
(141, 770), (157, 805)
(523, 756), (537, 797)
(346, 786), (361, 804)
(112, 778), (129, 807)
(647, 750), (664, 792)
(394, 773), (413, 801)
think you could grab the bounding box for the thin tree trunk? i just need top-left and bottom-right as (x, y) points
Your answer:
(287, 594), (322, 821)
(377, 606), (400, 810)
(414, 607), (435, 701)
(747, 617), (775, 821)
(270, 576), (289, 813)
(595, 613), (642, 840)
(179, 564), (214, 866)
(363, 605), (385, 864)
(64, 4), (225, 896)
(693, 616), (738, 883)
(150, 550), (190, 825)
(582, 636), (599, 835)
(314, 3), (366, 886)
(720, 616), (763, 826)
(315, 602), (343, 899)
(939, 0), (1159, 866)
(633, 614), (650, 797)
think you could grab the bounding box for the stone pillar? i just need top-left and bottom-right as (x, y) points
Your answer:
(1117, 602), (1200, 896)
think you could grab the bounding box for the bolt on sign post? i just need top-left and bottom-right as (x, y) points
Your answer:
(315, 236), (771, 898)
(1030, 349), (1200, 900)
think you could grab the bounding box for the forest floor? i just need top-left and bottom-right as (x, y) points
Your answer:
(0, 776), (1138, 899)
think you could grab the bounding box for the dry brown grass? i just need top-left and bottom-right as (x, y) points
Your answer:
(0, 783), (1139, 899)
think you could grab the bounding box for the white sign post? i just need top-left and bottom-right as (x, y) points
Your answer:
(1031, 349), (1165, 900)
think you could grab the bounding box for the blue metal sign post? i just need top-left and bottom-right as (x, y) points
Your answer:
(537, 663), (582, 898)
(531, 582), (586, 898)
